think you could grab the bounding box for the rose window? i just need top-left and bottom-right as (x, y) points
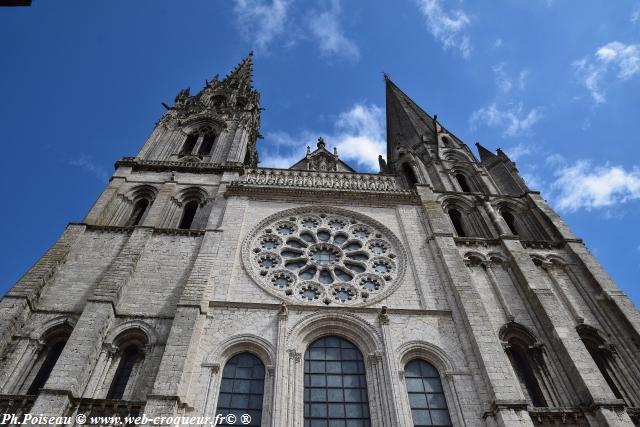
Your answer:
(244, 208), (406, 306)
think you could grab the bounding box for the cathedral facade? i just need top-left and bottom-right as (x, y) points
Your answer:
(1, 54), (639, 427)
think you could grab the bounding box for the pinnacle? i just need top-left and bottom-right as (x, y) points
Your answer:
(475, 142), (496, 162)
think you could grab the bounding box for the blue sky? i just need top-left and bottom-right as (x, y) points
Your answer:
(1, 1), (639, 306)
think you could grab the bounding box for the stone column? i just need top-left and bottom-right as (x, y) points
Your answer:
(270, 304), (289, 426)
(377, 308), (405, 427)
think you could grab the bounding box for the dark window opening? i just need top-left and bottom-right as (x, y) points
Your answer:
(404, 359), (452, 427)
(198, 132), (216, 155)
(126, 199), (150, 227)
(455, 174), (471, 192)
(501, 211), (518, 235)
(181, 133), (198, 155)
(403, 163), (418, 187)
(179, 200), (199, 230)
(215, 353), (265, 426)
(584, 343), (624, 400)
(304, 336), (371, 427)
(107, 347), (141, 400)
(507, 347), (547, 407)
(27, 340), (67, 395)
(448, 209), (466, 237)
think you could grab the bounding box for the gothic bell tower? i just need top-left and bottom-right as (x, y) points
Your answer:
(137, 53), (261, 167)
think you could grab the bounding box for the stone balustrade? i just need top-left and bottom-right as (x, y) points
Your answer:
(238, 168), (412, 194)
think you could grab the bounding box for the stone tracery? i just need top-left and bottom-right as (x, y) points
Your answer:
(243, 208), (405, 306)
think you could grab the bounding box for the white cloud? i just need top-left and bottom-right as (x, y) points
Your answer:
(503, 143), (533, 161)
(550, 160), (640, 212)
(492, 63), (529, 93)
(494, 38), (503, 49)
(470, 103), (542, 137)
(574, 41), (640, 104)
(233, 0), (291, 51)
(260, 103), (385, 171)
(308, 0), (359, 60)
(69, 155), (109, 182)
(233, 0), (359, 60)
(632, 7), (640, 23)
(415, 0), (472, 58)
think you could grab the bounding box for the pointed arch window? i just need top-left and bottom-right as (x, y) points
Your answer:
(454, 174), (471, 192)
(404, 359), (451, 427)
(126, 198), (150, 227)
(26, 335), (69, 395)
(107, 346), (143, 399)
(448, 209), (466, 237)
(304, 336), (371, 427)
(578, 327), (628, 403)
(216, 353), (265, 426)
(179, 200), (199, 230)
(181, 133), (198, 155)
(500, 324), (559, 408)
(501, 210), (518, 235)
(402, 163), (418, 187)
(198, 131), (216, 156)
(506, 344), (547, 407)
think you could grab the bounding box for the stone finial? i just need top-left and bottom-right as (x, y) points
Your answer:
(317, 137), (326, 149)
(307, 145), (311, 155)
(279, 301), (288, 317)
(333, 147), (338, 156)
(379, 305), (389, 324)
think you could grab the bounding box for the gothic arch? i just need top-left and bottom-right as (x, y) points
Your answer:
(493, 199), (552, 240)
(288, 311), (383, 355)
(16, 318), (75, 396)
(442, 149), (473, 163)
(396, 341), (456, 373)
(440, 196), (491, 238)
(125, 184), (158, 203)
(180, 117), (225, 134)
(462, 251), (486, 266)
(176, 186), (209, 205)
(500, 321), (561, 407)
(202, 334), (276, 427)
(287, 311), (390, 427)
(204, 334), (276, 368)
(122, 185), (158, 227)
(396, 341), (464, 427)
(104, 320), (158, 348)
(576, 324), (636, 405)
(29, 316), (76, 341)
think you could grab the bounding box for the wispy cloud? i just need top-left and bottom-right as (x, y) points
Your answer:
(415, 0), (472, 58)
(470, 63), (541, 137)
(632, 6), (640, 23)
(549, 158), (640, 212)
(574, 41), (640, 104)
(260, 103), (385, 171)
(69, 155), (109, 182)
(503, 143), (533, 161)
(308, 0), (359, 60)
(233, 0), (292, 51)
(492, 63), (528, 93)
(232, 0), (359, 60)
(470, 103), (542, 137)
